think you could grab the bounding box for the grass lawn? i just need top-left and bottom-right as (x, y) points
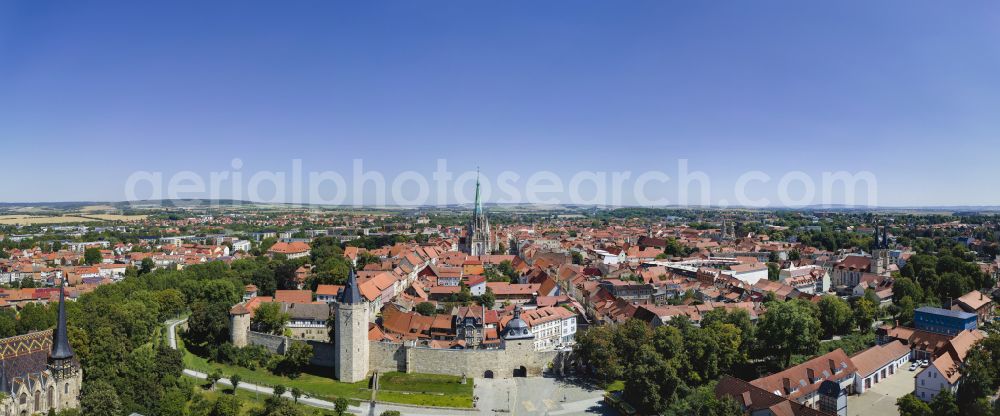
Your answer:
(605, 380), (625, 392)
(190, 377), (356, 416)
(177, 333), (473, 408)
(376, 372), (474, 408)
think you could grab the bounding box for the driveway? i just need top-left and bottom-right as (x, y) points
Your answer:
(475, 376), (612, 416)
(847, 366), (918, 416)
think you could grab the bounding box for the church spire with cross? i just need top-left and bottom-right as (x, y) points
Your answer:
(464, 167), (493, 256)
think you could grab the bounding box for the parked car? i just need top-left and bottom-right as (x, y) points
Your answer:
(909, 362), (919, 371)
(921, 360), (930, 368)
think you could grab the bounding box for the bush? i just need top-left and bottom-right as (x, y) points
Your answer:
(213, 343), (273, 370)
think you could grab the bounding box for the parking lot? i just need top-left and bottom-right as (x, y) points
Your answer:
(847, 364), (919, 416)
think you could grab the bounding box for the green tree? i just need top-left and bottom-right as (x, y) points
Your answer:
(251, 396), (302, 416)
(623, 344), (681, 415)
(854, 297), (877, 333)
(957, 335), (1000, 413)
(273, 384), (286, 397)
(0, 308), (16, 338)
(573, 325), (622, 383)
(17, 275), (38, 289)
(681, 323), (743, 384)
(381, 412), (403, 416)
(477, 287), (496, 309)
(415, 302), (436, 316)
(930, 390), (959, 416)
(252, 302), (290, 335)
(140, 257), (155, 275)
(229, 373), (241, 393)
(496, 260), (519, 283)
(279, 342), (314, 378)
(892, 277), (923, 303)
(158, 387), (188, 416)
(818, 295), (854, 338)
(84, 247), (103, 265)
(896, 296), (917, 326)
(290, 387), (302, 403)
(154, 344), (184, 385)
(664, 382), (743, 416)
(80, 381), (123, 416)
(700, 308), (754, 352)
(896, 393), (932, 416)
(207, 369), (222, 391)
(210, 394), (241, 416)
(187, 301), (231, 346)
(767, 262), (780, 281)
(334, 397), (350, 416)
(756, 299), (821, 368)
(16, 302), (55, 335)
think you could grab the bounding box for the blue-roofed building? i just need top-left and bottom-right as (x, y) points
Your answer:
(913, 307), (977, 336)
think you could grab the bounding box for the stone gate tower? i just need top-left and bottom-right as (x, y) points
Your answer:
(335, 269), (369, 382)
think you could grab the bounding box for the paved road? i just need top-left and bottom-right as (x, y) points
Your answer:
(475, 377), (611, 416)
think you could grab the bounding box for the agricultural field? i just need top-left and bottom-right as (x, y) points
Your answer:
(0, 213), (147, 225)
(0, 215), (98, 225)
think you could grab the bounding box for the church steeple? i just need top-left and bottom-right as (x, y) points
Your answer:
(473, 167), (483, 218)
(338, 269), (362, 305)
(464, 167), (493, 256)
(51, 279), (73, 360)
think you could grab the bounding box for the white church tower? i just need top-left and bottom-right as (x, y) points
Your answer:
(335, 269), (369, 382)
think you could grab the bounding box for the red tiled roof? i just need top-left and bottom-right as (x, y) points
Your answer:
(274, 290), (312, 303)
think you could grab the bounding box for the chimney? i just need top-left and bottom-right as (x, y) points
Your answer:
(807, 368), (815, 383)
(828, 359), (836, 372)
(782, 378), (791, 393)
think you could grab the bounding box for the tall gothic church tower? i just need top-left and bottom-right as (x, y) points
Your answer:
(335, 270), (369, 383)
(464, 170), (493, 256)
(48, 280), (82, 410)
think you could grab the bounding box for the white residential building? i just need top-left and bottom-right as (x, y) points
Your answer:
(521, 306), (577, 351)
(851, 340), (910, 394)
(915, 353), (960, 402)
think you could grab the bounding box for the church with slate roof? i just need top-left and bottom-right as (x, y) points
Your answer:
(0, 282), (82, 415)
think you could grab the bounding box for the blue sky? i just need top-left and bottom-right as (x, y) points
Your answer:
(1, 1), (998, 206)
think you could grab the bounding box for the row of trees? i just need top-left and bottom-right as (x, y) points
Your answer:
(575, 292), (888, 414)
(575, 314), (746, 415)
(68, 254), (338, 415)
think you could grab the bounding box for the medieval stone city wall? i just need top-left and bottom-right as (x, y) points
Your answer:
(247, 331), (287, 354)
(369, 340), (563, 379)
(247, 333), (566, 379)
(369, 341), (408, 373)
(305, 339), (338, 368)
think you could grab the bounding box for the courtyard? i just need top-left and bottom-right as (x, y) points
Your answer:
(847, 365), (918, 416)
(474, 376), (613, 416)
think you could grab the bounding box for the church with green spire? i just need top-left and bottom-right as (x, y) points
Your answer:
(461, 169), (495, 256)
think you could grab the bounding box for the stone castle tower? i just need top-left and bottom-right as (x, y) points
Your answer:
(335, 269), (369, 383)
(229, 307), (252, 348)
(463, 169), (493, 256)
